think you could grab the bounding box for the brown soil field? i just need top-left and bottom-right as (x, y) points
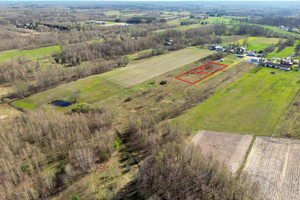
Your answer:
(243, 136), (300, 200)
(191, 130), (253, 174)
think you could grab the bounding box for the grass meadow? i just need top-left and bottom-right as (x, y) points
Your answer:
(0, 45), (61, 63)
(12, 76), (126, 110)
(176, 67), (300, 136)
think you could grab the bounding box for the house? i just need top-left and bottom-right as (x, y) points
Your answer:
(164, 38), (173, 46)
(247, 51), (256, 56)
(263, 62), (291, 71)
(210, 45), (216, 50)
(237, 47), (246, 54)
(250, 57), (261, 63)
(281, 59), (292, 65)
(215, 45), (224, 51)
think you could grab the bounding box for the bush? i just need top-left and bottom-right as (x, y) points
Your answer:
(250, 66), (263, 74)
(71, 103), (93, 113)
(1, 97), (10, 104)
(113, 140), (119, 149)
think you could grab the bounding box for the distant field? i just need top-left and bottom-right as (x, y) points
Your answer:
(267, 40), (300, 59)
(244, 137), (300, 200)
(103, 11), (121, 16)
(242, 37), (281, 51)
(177, 68), (300, 135)
(221, 36), (281, 51)
(13, 48), (213, 109)
(0, 45), (61, 63)
(221, 35), (247, 44)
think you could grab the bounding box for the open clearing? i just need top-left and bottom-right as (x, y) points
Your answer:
(177, 68), (300, 135)
(243, 136), (300, 200)
(192, 130), (253, 174)
(13, 48), (213, 110)
(0, 45), (61, 63)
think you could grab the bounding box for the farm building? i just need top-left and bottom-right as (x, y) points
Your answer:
(262, 62), (291, 71)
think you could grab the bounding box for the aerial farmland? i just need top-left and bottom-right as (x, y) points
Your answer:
(1, 1), (300, 200)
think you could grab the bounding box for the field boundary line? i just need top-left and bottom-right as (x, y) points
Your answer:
(195, 57), (247, 85)
(236, 135), (256, 179)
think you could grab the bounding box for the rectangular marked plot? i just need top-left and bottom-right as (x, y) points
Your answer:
(175, 62), (228, 84)
(192, 130), (253, 174)
(243, 137), (300, 200)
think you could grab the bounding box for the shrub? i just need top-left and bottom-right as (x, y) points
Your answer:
(71, 103), (93, 113)
(250, 66), (263, 74)
(114, 140), (119, 149)
(1, 97), (10, 103)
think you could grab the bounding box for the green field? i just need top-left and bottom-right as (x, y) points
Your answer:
(0, 45), (61, 63)
(222, 36), (281, 51)
(267, 40), (300, 59)
(12, 76), (126, 110)
(103, 11), (121, 16)
(176, 67), (300, 135)
(13, 48), (213, 109)
(241, 37), (281, 51)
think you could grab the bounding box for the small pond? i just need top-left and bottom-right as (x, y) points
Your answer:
(51, 100), (73, 107)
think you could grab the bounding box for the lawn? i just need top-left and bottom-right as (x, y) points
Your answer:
(176, 67), (300, 136)
(0, 45), (61, 63)
(13, 48), (213, 110)
(267, 40), (300, 59)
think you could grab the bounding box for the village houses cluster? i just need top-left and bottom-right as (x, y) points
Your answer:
(209, 44), (299, 71)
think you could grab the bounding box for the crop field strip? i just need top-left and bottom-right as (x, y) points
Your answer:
(243, 137), (300, 200)
(192, 130), (253, 174)
(101, 48), (213, 87)
(177, 68), (300, 135)
(12, 48), (213, 110)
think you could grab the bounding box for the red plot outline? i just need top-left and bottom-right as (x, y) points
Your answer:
(174, 62), (228, 84)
